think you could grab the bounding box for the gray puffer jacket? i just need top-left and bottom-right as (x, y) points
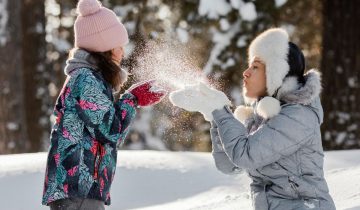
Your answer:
(211, 70), (336, 210)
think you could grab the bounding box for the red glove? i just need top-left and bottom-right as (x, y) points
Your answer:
(128, 80), (167, 107)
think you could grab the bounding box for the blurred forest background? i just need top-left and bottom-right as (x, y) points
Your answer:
(0, 0), (359, 154)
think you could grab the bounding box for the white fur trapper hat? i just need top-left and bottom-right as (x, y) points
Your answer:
(248, 28), (290, 97)
(236, 28), (298, 122)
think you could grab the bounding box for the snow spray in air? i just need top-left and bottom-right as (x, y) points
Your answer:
(132, 40), (210, 92)
(130, 39), (227, 145)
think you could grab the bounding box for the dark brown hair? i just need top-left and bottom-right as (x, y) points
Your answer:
(89, 50), (123, 91)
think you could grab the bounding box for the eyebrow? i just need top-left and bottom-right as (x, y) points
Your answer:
(250, 60), (265, 65)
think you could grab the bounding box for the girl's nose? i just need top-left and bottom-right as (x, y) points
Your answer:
(243, 68), (251, 78)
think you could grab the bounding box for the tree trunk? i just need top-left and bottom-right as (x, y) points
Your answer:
(21, 0), (47, 152)
(0, 0), (28, 154)
(0, 0), (46, 154)
(321, 0), (360, 149)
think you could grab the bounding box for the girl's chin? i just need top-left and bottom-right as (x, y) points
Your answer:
(243, 88), (259, 100)
(243, 91), (255, 98)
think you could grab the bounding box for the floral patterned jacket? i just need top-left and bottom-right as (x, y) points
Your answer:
(42, 67), (136, 205)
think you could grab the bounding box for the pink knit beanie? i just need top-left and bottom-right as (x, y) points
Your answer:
(74, 0), (129, 52)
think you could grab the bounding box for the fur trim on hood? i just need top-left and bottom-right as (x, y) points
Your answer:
(235, 69), (322, 123)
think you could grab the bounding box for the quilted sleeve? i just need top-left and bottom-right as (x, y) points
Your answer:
(73, 71), (137, 145)
(210, 121), (242, 175)
(212, 105), (317, 170)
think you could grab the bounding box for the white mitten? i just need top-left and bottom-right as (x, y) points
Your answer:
(169, 82), (231, 121)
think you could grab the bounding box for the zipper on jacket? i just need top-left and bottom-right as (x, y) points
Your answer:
(93, 144), (102, 181)
(288, 176), (300, 198)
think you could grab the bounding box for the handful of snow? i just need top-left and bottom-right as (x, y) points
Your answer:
(169, 82), (231, 121)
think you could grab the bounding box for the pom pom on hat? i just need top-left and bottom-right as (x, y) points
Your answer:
(234, 105), (254, 124)
(256, 96), (281, 119)
(77, 0), (102, 16)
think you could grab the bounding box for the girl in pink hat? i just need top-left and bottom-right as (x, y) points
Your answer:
(42, 0), (166, 209)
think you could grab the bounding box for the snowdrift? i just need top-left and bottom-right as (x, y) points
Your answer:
(0, 150), (359, 210)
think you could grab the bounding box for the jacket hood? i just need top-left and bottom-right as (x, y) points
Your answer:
(234, 69), (323, 124)
(277, 69), (322, 105)
(278, 69), (323, 124)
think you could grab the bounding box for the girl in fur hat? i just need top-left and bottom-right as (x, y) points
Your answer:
(170, 28), (335, 210)
(42, 0), (166, 209)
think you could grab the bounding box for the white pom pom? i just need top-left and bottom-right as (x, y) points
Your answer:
(77, 0), (102, 16)
(234, 105), (254, 124)
(256, 96), (281, 119)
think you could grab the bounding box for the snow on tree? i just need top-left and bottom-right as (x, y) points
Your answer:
(0, 0), (9, 46)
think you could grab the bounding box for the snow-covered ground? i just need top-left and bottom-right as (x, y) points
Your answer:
(0, 150), (360, 210)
